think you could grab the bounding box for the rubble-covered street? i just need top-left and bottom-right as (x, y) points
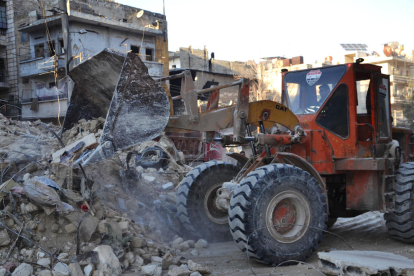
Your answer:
(0, 113), (214, 276)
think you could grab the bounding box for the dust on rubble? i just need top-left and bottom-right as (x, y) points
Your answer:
(0, 114), (210, 276)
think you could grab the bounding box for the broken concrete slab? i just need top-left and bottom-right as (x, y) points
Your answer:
(318, 250), (414, 276)
(52, 134), (97, 164)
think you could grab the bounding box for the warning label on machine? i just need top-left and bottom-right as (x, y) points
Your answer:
(306, 70), (322, 86)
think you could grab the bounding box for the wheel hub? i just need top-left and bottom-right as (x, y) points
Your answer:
(266, 190), (310, 244)
(272, 199), (296, 234)
(204, 183), (228, 224)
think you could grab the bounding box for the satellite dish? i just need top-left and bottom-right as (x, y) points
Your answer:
(136, 10), (144, 18)
(383, 45), (392, 57)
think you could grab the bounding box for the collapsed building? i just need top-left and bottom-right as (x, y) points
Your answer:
(9, 0), (169, 123)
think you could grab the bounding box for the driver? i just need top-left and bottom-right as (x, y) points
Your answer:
(318, 84), (330, 104)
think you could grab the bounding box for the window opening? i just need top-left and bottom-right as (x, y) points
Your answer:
(0, 2), (7, 35)
(146, 48), (154, 61)
(49, 82), (56, 89)
(131, 45), (140, 54)
(316, 83), (349, 138)
(284, 66), (346, 115)
(47, 41), (55, 57)
(356, 79), (371, 114)
(34, 44), (45, 58)
(378, 78), (391, 138)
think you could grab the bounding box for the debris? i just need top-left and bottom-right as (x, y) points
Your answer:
(68, 263), (84, 276)
(188, 260), (209, 274)
(162, 182), (174, 191)
(318, 251), (414, 276)
(168, 265), (192, 276)
(11, 263), (33, 276)
(0, 179), (16, 201)
(0, 229), (11, 246)
(52, 262), (70, 276)
(79, 216), (99, 242)
(141, 264), (162, 276)
(93, 245), (122, 276)
(52, 133), (97, 165)
(194, 239), (208, 249)
(23, 177), (74, 213)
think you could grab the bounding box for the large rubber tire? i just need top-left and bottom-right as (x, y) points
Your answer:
(384, 162), (414, 242)
(176, 161), (239, 242)
(228, 164), (328, 265)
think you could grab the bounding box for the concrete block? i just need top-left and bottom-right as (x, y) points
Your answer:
(318, 251), (414, 276)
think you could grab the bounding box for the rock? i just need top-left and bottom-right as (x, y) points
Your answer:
(168, 266), (191, 276)
(51, 224), (60, 233)
(172, 238), (184, 246)
(79, 216), (99, 241)
(186, 240), (195, 248)
(136, 166), (144, 173)
(37, 258), (51, 267)
(25, 202), (39, 212)
(118, 221), (129, 232)
(190, 249), (198, 256)
(52, 263), (70, 276)
(188, 260), (209, 274)
(141, 264), (162, 276)
(83, 264), (93, 276)
(69, 251), (99, 265)
(318, 251), (414, 276)
(125, 199), (139, 212)
(93, 245), (122, 276)
(38, 223), (46, 232)
(11, 263), (33, 276)
(26, 163), (38, 173)
(162, 182), (174, 191)
(131, 237), (146, 248)
(68, 262), (85, 276)
(26, 220), (38, 230)
(24, 249), (34, 259)
(134, 256), (144, 267)
(162, 252), (176, 270)
(151, 256), (163, 263)
(194, 239), (208, 249)
(65, 223), (77, 234)
(23, 173), (31, 181)
(97, 220), (122, 240)
(143, 175), (156, 183)
(58, 253), (69, 263)
(0, 229), (11, 246)
(190, 273), (202, 276)
(0, 268), (6, 276)
(38, 270), (52, 276)
(124, 252), (135, 264)
(37, 252), (46, 259)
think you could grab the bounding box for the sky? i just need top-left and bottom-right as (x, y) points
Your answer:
(115, 0), (414, 64)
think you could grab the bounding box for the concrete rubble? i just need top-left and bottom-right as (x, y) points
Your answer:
(0, 114), (213, 276)
(318, 250), (414, 276)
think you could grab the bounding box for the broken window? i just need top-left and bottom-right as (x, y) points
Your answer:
(131, 45), (140, 54)
(34, 44), (45, 58)
(21, 32), (28, 43)
(0, 2), (6, 35)
(58, 40), (64, 54)
(0, 58), (5, 82)
(47, 41), (55, 57)
(49, 82), (56, 88)
(146, 48), (153, 61)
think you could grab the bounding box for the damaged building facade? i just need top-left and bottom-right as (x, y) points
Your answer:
(0, 0), (19, 118)
(13, 0), (168, 122)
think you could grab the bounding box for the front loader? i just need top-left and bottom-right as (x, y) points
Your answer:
(68, 50), (414, 265)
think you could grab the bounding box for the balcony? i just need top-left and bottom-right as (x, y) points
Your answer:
(19, 56), (65, 78)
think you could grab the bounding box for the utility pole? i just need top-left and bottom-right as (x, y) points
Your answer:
(59, 0), (71, 75)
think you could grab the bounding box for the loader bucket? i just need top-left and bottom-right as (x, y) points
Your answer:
(64, 49), (170, 159)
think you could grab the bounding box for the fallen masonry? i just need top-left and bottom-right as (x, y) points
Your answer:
(0, 114), (215, 276)
(318, 251), (414, 276)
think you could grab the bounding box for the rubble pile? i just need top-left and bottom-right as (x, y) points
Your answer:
(0, 115), (208, 276)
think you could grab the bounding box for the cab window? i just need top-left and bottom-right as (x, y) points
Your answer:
(316, 84), (349, 138)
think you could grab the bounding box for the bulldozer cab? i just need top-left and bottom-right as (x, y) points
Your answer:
(281, 63), (392, 159)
